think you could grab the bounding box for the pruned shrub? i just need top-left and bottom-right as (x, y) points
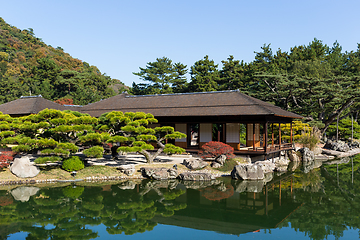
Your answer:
(35, 156), (62, 164)
(83, 146), (104, 158)
(199, 141), (235, 159)
(62, 156), (85, 172)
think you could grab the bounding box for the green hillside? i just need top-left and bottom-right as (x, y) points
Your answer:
(0, 17), (125, 105)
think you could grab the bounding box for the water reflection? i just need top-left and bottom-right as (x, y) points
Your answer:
(0, 155), (360, 239)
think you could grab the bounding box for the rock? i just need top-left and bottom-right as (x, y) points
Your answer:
(183, 159), (208, 170)
(273, 157), (290, 172)
(313, 146), (322, 155)
(288, 150), (300, 162)
(231, 164), (264, 180)
(11, 186), (40, 202)
(141, 167), (178, 180)
(255, 160), (275, 173)
(118, 165), (135, 176)
(297, 147), (315, 162)
(210, 162), (222, 168)
(118, 180), (136, 190)
(178, 172), (216, 181)
(10, 156), (40, 178)
(324, 140), (350, 152)
(349, 141), (360, 149)
(215, 154), (227, 165)
(182, 179), (221, 189)
(287, 161), (301, 172)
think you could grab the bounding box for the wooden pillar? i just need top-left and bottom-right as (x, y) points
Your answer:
(290, 122), (293, 145)
(265, 185), (268, 216)
(253, 123), (256, 151)
(272, 123), (274, 149)
(279, 123), (281, 150)
(264, 122), (268, 153)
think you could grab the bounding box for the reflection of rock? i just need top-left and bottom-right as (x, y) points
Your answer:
(298, 147), (315, 162)
(10, 156), (40, 178)
(287, 160), (301, 172)
(141, 167), (178, 180)
(302, 160), (324, 173)
(11, 186), (39, 202)
(233, 180), (265, 193)
(118, 180), (136, 190)
(178, 172), (215, 181)
(183, 159), (208, 170)
(323, 157), (351, 165)
(144, 180), (179, 190)
(200, 182), (234, 201)
(231, 164), (264, 180)
(255, 160), (275, 173)
(182, 179), (221, 189)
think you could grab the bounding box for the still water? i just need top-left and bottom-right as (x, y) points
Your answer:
(1, 156), (360, 240)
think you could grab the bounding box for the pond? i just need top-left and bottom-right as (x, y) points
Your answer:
(1, 156), (360, 240)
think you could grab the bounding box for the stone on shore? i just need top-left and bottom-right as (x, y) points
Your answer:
(231, 164), (264, 180)
(10, 156), (40, 178)
(141, 167), (178, 180)
(298, 147), (315, 162)
(324, 140), (350, 152)
(254, 160), (275, 173)
(183, 159), (208, 170)
(118, 165), (135, 176)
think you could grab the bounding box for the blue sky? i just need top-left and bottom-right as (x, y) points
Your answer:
(1, 0), (360, 86)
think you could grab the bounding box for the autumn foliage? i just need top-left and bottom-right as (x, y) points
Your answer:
(199, 141), (235, 159)
(0, 151), (15, 169)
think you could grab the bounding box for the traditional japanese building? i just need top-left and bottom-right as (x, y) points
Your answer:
(80, 90), (303, 157)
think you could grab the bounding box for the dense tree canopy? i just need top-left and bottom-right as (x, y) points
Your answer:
(131, 39), (360, 135)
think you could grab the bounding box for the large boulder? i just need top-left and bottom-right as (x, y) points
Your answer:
(140, 167), (178, 180)
(297, 147), (315, 162)
(288, 150), (300, 162)
(178, 172), (216, 181)
(215, 154), (227, 165)
(324, 140), (350, 152)
(118, 165), (135, 176)
(255, 160), (275, 173)
(183, 159), (208, 170)
(11, 186), (40, 202)
(231, 164), (264, 180)
(10, 156), (40, 178)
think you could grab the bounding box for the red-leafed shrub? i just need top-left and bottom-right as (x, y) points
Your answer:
(0, 151), (15, 170)
(199, 141), (235, 159)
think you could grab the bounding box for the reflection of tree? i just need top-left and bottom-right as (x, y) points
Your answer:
(278, 155), (360, 240)
(200, 182), (234, 201)
(0, 180), (187, 238)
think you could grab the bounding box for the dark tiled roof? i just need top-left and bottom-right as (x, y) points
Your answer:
(81, 90), (303, 119)
(0, 96), (66, 115)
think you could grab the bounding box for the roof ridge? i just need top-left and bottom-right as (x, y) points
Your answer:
(126, 90), (240, 98)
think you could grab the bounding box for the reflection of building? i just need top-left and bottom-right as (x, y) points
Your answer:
(154, 174), (303, 235)
(0, 90), (302, 157)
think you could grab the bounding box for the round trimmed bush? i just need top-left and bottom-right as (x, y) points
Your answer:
(62, 156), (84, 172)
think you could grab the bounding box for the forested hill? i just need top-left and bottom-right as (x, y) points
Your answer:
(0, 17), (125, 105)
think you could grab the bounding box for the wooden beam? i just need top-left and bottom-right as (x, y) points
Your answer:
(272, 123), (274, 150)
(290, 122), (293, 145)
(264, 122), (268, 153)
(253, 123), (256, 151)
(279, 123), (281, 150)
